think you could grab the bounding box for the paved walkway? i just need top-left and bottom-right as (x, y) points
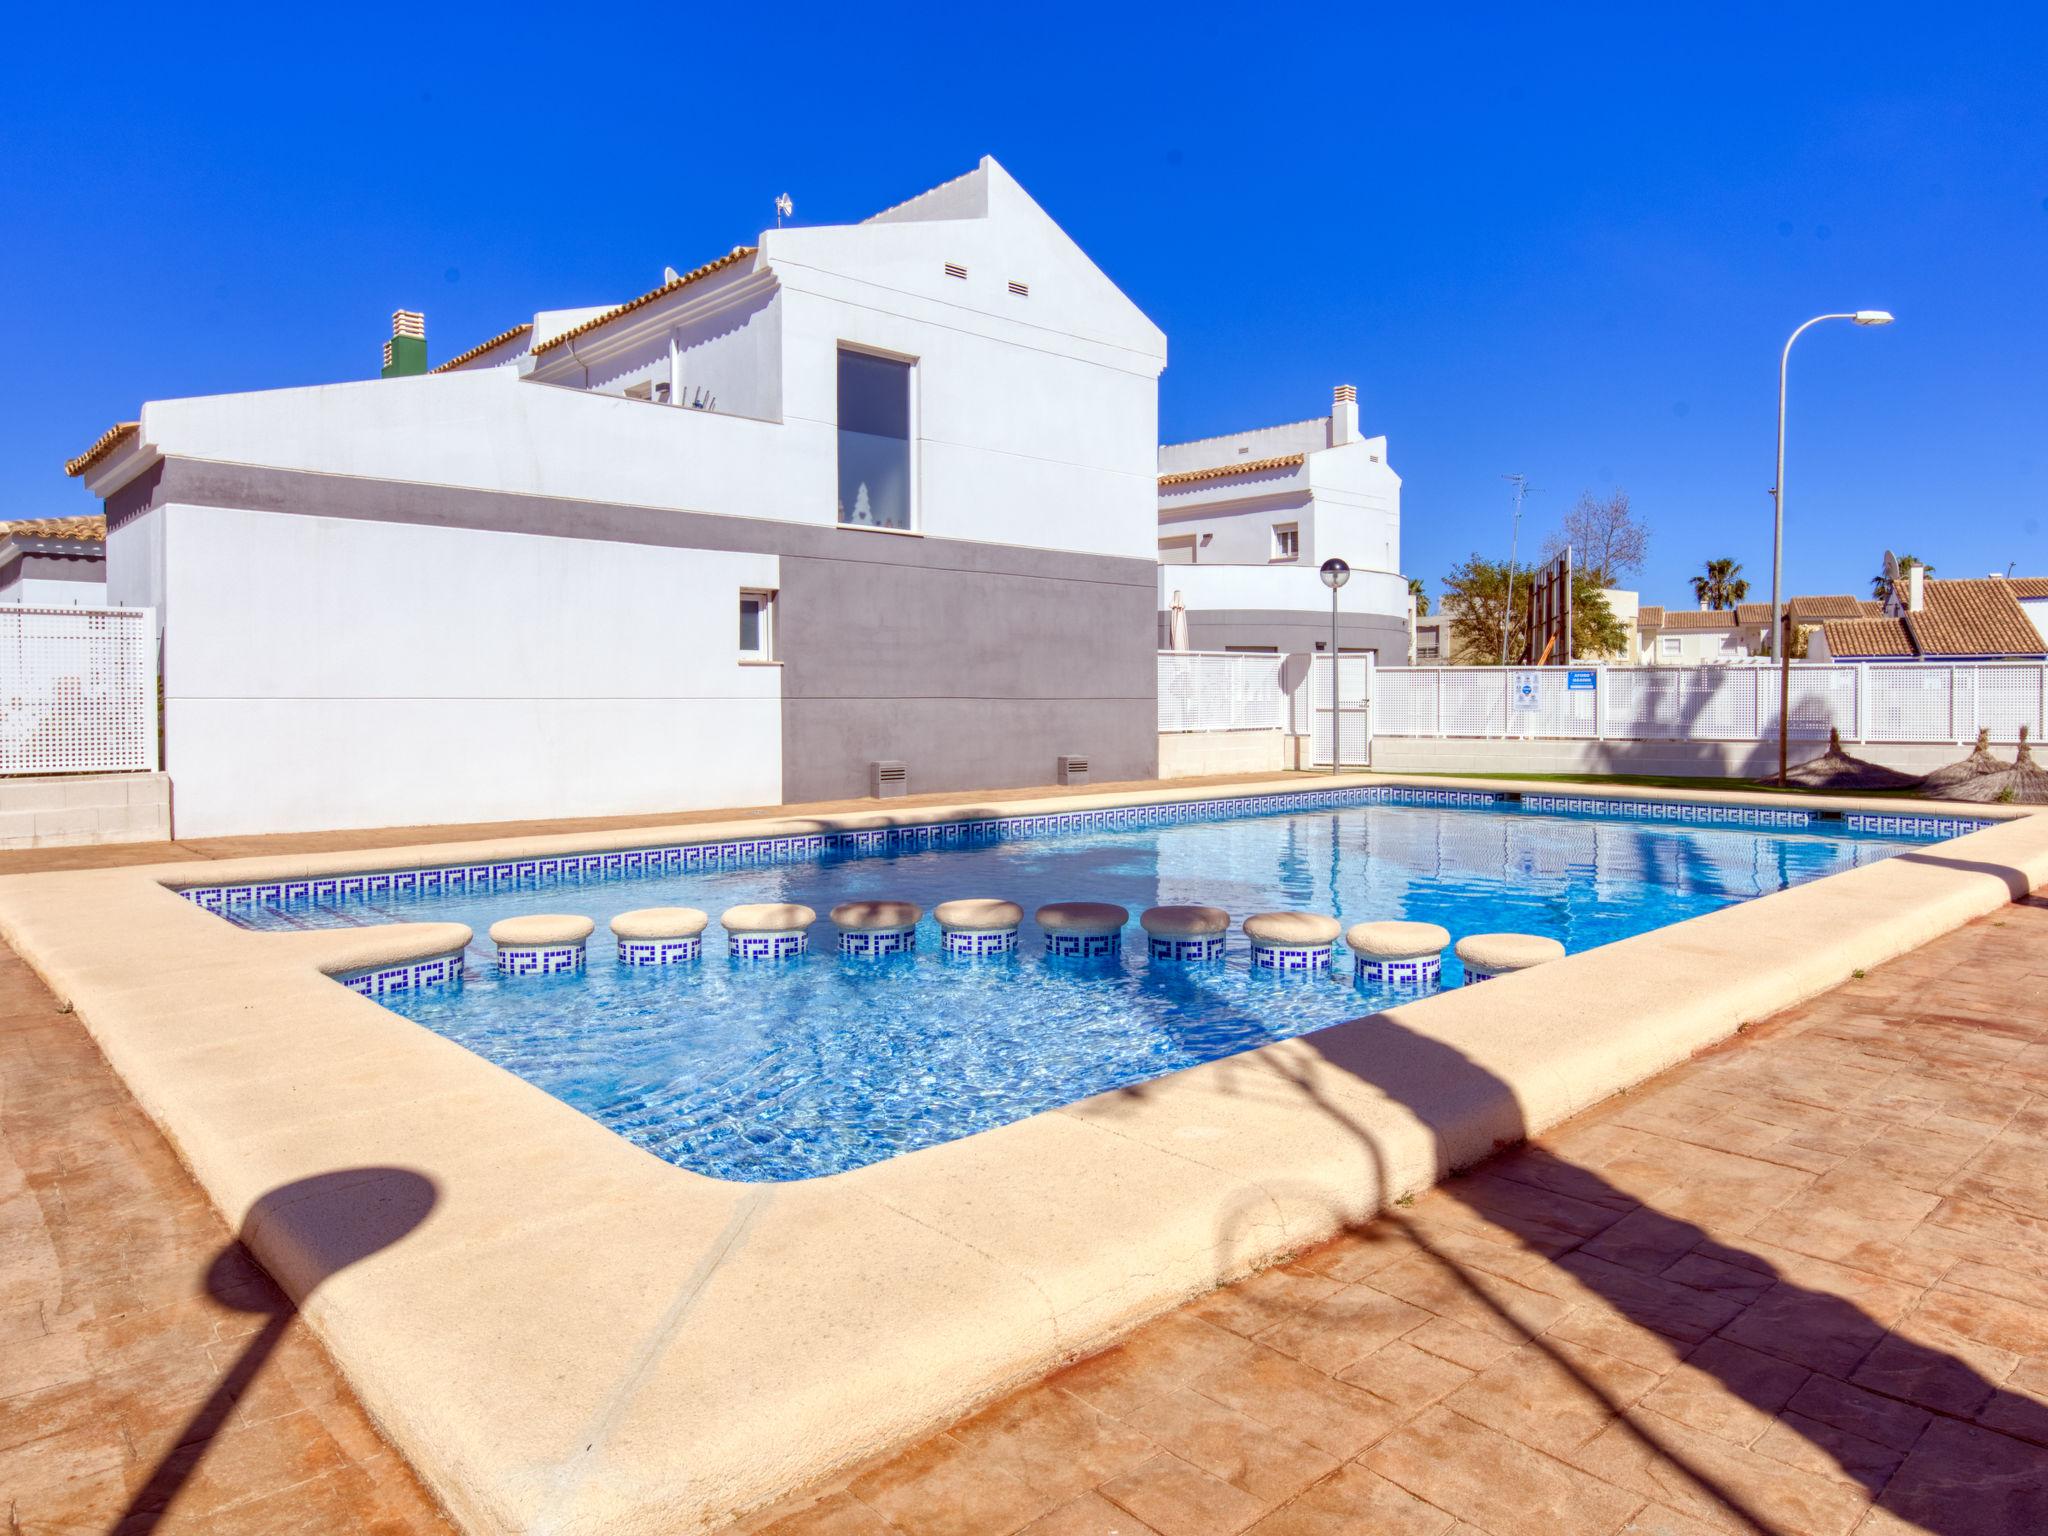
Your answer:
(741, 894), (2048, 1536)
(0, 944), (454, 1534)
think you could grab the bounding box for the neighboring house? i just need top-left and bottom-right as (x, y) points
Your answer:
(1155, 386), (1408, 659)
(1810, 573), (2048, 661)
(0, 516), (107, 605)
(2011, 577), (2048, 646)
(1632, 606), (1750, 665)
(65, 157), (1170, 837)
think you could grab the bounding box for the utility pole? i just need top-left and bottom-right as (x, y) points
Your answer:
(1499, 475), (1538, 665)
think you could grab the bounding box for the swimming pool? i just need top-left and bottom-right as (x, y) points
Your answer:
(210, 789), (1969, 1181)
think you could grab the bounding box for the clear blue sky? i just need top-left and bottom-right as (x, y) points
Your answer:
(5, 3), (2043, 605)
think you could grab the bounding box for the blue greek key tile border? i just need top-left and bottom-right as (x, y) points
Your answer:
(1046, 931), (1121, 960)
(496, 943), (585, 977)
(1355, 955), (1441, 990)
(942, 929), (1018, 958)
(731, 932), (807, 961)
(1252, 942), (1333, 972)
(839, 928), (916, 957)
(1149, 934), (1227, 962)
(176, 782), (1990, 919)
(618, 936), (701, 966)
(337, 953), (465, 997)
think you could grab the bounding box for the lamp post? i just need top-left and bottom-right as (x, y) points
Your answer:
(1771, 310), (1893, 785)
(1321, 557), (1351, 774)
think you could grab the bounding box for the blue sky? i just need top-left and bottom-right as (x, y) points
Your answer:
(4, 3), (2043, 605)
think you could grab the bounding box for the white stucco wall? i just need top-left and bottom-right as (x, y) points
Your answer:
(157, 504), (783, 837)
(2, 573), (108, 606)
(1158, 563), (1410, 622)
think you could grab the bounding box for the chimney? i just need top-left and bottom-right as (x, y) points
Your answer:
(1331, 384), (1358, 446)
(1908, 563), (1925, 613)
(381, 310), (427, 378)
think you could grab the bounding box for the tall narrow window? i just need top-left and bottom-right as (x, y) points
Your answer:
(739, 590), (775, 661)
(837, 349), (913, 529)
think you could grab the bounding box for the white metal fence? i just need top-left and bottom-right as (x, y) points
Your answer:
(0, 607), (159, 775)
(1157, 651), (1291, 733)
(1157, 653), (2048, 750)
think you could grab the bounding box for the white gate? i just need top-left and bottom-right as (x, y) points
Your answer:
(0, 606), (159, 774)
(1296, 654), (1374, 767)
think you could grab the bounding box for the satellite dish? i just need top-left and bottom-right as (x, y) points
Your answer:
(775, 193), (794, 220)
(1882, 549), (1899, 583)
(663, 266), (682, 285)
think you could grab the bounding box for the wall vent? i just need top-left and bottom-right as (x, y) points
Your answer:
(870, 760), (909, 798)
(1057, 755), (1089, 786)
(944, 263), (968, 280)
(1008, 280), (1029, 297)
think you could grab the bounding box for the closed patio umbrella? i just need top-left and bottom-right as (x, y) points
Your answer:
(1168, 589), (1191, 652)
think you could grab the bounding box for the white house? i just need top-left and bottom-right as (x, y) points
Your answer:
(66, 158), (1169, 837)
(1156, 386), (1409, 658)
(0, 517), (106, 605)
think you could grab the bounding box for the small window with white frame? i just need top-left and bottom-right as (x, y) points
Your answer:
(739, 590), (776, 661)
(1660, 635), (1682, 657)
(1271, 523), (1300, 561)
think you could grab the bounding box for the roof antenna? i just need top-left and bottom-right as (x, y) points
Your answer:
(774, 193), (793, 228)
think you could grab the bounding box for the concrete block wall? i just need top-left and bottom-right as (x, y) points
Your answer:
(0, 774), (171, 849)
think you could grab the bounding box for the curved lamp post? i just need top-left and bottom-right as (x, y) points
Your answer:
(1771, 310), (1893, 785)
(1321, 557), (1351, 773)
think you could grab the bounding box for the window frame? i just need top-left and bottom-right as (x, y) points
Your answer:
(835, 343), (920, 534)
(1270, 523), (1300, 562)
(738, 589), (777, 663)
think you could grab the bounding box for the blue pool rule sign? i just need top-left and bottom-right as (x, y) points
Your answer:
(1568, 670), (1597, 690)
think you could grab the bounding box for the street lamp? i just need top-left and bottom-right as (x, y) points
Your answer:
(1321, 557), (1351, 774)
(1770, 309), (1893, 785)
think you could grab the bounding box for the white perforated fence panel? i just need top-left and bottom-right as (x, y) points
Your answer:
(1303, 655), (1373, 766)
(1156, 652), (1290, 733)
(0, 608), (159, 774)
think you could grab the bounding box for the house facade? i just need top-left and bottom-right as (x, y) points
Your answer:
(1811, 573), (2048, 662)
(1155, 387), (1409, 659)
(66, 159), (1169, 837)
(0, 516), (106, 605)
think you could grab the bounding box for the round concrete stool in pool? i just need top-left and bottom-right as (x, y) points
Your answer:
(934, 898), (1024, 958)
(830, 899), (923, 957)
(611, 907), (708, 966)
(1140, 905), (1230, 962)
(1456, 932), (1566, 985)
(1036, 901), (1128, 960)
(1346, 920), (1451, 990)
(490, 914), (595, 977)
(721, 903), (816, 961)
(1244, 912), (1341, 972)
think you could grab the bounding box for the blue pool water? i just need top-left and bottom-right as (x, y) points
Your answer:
(220, 797), (1945, 1181)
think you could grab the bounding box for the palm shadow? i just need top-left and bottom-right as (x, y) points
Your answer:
(1119, 982), (2045, 1532)
(115, 1167), (437, 1532)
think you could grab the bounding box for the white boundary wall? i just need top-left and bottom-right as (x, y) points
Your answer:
(0, 606), (158, 775)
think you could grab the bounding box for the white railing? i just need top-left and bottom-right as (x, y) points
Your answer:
(0, 607), (159, 774)
(1156, 651), (1291, 733)
(1157, 654), (2048, 747)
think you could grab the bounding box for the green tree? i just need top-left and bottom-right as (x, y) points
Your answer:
(1407, 576), (1429, 617)
(1689, 558), (1750, 610)
(1871, 554), (1934, 603)
(1440, 554), (1626, 665)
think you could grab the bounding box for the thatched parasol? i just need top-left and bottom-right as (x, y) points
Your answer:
(1926, 726), (2048, 804)
(1775, 727), (1924, 791)
(1921, 727), (2008, 790)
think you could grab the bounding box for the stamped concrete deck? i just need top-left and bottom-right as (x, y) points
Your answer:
(0, 943), (456, 1534)
(740, 893), (2048, 1536)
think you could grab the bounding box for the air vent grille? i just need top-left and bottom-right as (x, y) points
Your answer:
(1008, 280), (1029, 297)
(1057, 755), (1089, 786)
(944, 263), (968, 280)
(870, 760), (909, 798)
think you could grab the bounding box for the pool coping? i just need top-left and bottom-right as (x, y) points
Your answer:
(1, 773), (2042, 1535)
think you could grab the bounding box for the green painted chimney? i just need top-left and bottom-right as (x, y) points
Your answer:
(381, 310), (427, 377)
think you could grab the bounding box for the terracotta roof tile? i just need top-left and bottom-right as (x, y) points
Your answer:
(529, 248), (757, 357)
(1787, 594), (1865, 620)
(63, 422), (139, 477)
(0, 515), (105, 543)
(1821, 616), (1914, 657)
(1858, 599), (1886, 616)
(1660, 610), (1739, 631)
(430, 322), (533, 373)
(1904, 578), (2048, 657)
(1735, 603), (1771, 625)
(2007, 577), (2048, 599)
(1157, 453), (1306, 488)
(1635, 605), (1665, 628)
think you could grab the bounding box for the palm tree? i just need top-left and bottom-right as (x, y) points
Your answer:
(1690, 558), (1750, 611)
(1872, 554), (1934, 603)
(1407, 576), (1429, 617)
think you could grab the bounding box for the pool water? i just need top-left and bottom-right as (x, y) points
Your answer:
(225, 800), (1927, 1181)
